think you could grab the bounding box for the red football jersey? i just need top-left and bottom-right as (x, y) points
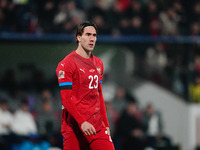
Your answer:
(56, 51), (108, 135)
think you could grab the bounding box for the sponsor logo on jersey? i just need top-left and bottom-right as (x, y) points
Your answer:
(58, 70), (65, 79)
(80, 68), (85, 73)
(89, 69), (95, 73)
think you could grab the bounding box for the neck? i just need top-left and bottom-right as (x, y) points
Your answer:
(76, 47), (91, 59)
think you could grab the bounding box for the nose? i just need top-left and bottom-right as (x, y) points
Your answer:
(90, 36), (95, 42)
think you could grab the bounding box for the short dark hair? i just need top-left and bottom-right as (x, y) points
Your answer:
(76, 21), (98, 44)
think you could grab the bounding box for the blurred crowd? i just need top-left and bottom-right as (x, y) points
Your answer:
(0, 0), (200, 36)
(103, 82), (175, 150)
(140, 42), (200, 103)
(0, 72), (62, 150)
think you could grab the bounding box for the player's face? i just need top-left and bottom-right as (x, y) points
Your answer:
(78, 26), (97, 52)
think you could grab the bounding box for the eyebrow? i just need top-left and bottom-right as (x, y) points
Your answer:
(85, 32), (97, 36)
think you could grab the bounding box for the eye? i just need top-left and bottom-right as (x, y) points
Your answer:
(86, 33), (91, 36)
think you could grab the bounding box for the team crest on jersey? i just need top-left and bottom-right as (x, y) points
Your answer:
(96, 67), (101, 74)
(58, 70), (65, 79)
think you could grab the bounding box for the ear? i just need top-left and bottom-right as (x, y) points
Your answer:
(77, 35), (81, 43)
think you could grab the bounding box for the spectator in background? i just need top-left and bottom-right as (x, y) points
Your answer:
(172, 64), (185, 96)
(7, 88), (23, 113)
(172, 1), (188, 35)
(1, 69), (23, 112)
(87, 0), (106, 21)
(115, 100), (145, 150)
(36, 99), (56, 143)
(62, 18), (76, 34)
(143, 1), (159, 24)
(112, 87), (128, 121)
(189, 1), (200, 24)
(88, 0), (111, 35)
(194, 55), (200, 74)
(125, 0), (143, 19)
(101, 0), (114, 10)
(53, 1), (69, 32)
(189, 74), (200, 103)
(143, 103), (163, 149)
(92, 14), (110, 34)
(36, 89), (60, 117)
(189, 55), (200, 99)
(143, 1), (161, 37)
(145, 43), (168, 86)
(11, 99), (37, 138)
(190, 22), (200, 36)
(143, 103), (172, 149)
(106, 0), (123, 36)
(159, 7), (180, 36)
(53, 0), (86, 34)
(0, 99), (13, 135)
(13, 0), (36, 33)
(129, 16), (144, 35)
(65, 0), (86, 27)
(0, 99), (13, 150)
(36, 88), (62, 147)
(118, 17), (131, 35)
(149, 18), (161, 37)
(37, 0), (58, 33)
(117, 0), (130, 11)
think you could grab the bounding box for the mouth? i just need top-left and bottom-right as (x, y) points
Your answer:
(89, 44), (94, 47)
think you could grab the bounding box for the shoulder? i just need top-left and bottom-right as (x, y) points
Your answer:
(57, 51), (76, 70)
(60, 51), (76, 64)
(93, 55), (103, 66)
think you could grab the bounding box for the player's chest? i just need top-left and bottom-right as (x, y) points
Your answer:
(75, 63), (101, 89)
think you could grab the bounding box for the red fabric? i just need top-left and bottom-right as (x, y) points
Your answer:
(89, 128), (115, 150)
(63, 127), (114, 150)
(60, 89), (85, 126)
(62, 124), (88, 150)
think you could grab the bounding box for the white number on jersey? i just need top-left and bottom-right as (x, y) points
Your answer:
(88, 75), (98, 89)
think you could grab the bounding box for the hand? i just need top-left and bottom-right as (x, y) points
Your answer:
(81, 121), (96, 136)
(106, 127), (110, 136)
